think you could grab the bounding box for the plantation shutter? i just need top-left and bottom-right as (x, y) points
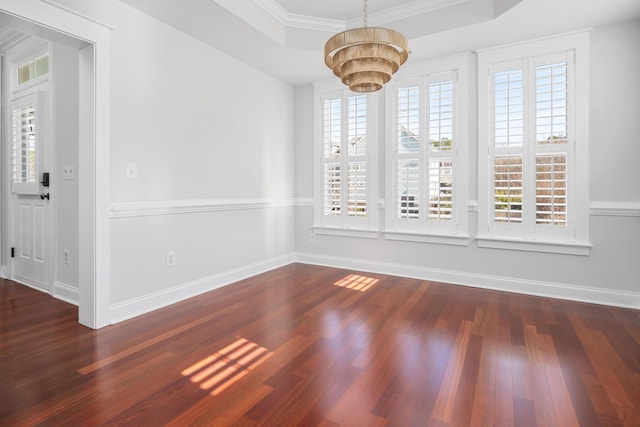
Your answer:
(393, 72), (458, 232)
(396, 84), (420, 220)
(488, 51), (573, 238)
(347, 95), (367, 217)
(534, 59), (569, 227)
(427, 77), (454, 222)
(11, 93), (41, 195)
(320, 92), (369, 226)
(323, 98), (341, 216)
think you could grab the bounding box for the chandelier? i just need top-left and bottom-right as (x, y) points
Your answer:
(324, 0), (409, 92)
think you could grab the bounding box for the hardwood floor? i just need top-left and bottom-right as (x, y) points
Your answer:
(1, 263), (639, 426)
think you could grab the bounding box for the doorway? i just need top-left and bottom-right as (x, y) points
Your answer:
(4, 39), (57, 294)
(0, 1), (111, 329)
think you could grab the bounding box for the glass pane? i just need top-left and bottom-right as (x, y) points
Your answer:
(398, 158), (420, 219)
(348, 95), (367, 157)
(429, 159), (453, 220)
(323, 163), (341, 216)
(536, 154), (567, 225)
(12, 104), (37, 183)
(35, 55), (49, 78)
(18, 63), (34, 85)
(494, 69), (523, 148)
(494, 156), (523, 223)
(323, 99), (341, 158)
(397, 86), (420, 153)
(429, 80), (453, 151)
(347, 162), (367, 216)
(536, 62), (567, 144)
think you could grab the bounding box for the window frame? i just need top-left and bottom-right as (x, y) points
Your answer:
(313, 80), (379, 238)
(477, 32), (591, 255)
(384, 54), (471, 246)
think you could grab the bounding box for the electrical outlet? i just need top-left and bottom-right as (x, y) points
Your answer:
(166, 251), (176, 267)
(309, 233), (316, 243)
(63, 165), (74, 180)
(63, 249), (70, 265)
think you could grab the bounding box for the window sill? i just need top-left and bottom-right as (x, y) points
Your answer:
(476, 235), (592, 256)
(312, 226), (379, 239)
(383, 230), (470, 246)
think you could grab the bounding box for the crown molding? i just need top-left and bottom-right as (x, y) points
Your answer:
(40, 0), (115, 30)
(254, 0), (467, 33)
(253, 0), (344, 32)
(347, 0), (468, 28)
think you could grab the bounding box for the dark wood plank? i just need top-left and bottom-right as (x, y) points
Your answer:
(0, 266), (639, 426)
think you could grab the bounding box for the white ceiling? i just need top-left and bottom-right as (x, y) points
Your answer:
(5, 0), (638, 88)
(116, 0), (640, 87)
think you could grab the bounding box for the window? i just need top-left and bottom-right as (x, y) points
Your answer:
(477, 32), (590, 255)
(385, 55), (470, 245)
(10, 92), (42, 195)
(314, 82), (378, 237)
(17, 54), (49, 85)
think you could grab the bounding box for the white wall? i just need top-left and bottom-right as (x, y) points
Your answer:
(105, 2), (295, 319)
(295, 19), (640, 307)
(590, 20), (640, 202)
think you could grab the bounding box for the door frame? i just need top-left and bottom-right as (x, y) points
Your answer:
(0, 0), (111, 329)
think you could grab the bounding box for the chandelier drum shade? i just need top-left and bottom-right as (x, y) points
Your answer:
(324, 2), (409, 92)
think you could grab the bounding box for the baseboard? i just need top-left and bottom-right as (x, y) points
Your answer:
(109, 253), (295, 324)
(294, 252), (640, 310)
(54, 281), (79, 306)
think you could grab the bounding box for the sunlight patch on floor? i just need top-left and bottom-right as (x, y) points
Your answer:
(181, 337), (272, 395)
(334, 274), (379, 292)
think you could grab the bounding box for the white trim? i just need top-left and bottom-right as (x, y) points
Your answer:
(590, 201), (640, 217)
(252, 0), (344, 32)
(476, 235), (592, 256)
(109, 253), (294, 324)
(253, 0), (466, 31)
(384, 231), (470, 246)
(312, 226), (379, 239)
(39, 0), (115, 30)
(294, 252), (640, 310)
(110, 198), (296, 218)
(287, 14), (344, 32)
(347, 0), (468, 28)
(296, 197), (314, 208)
(12, 275), (48, 293)
(53, 281), (79, 306)
(474, 29), (593, 55)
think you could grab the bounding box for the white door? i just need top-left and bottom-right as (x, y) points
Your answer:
(9, 91), (53, 291)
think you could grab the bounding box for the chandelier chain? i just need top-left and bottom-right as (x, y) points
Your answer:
(363, 0), (368, 28)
